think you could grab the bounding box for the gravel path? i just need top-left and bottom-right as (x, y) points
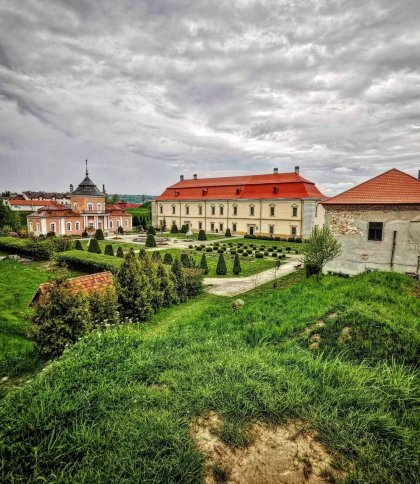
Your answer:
(204, 257), (301, 297)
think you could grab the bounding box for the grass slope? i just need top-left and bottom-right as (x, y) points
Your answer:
(0, 272), (419, 482)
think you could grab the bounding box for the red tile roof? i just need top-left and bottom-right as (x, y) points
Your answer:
(156, 172), (325, 201)
(32, 272), (114, 304)
(8, 199), (59, 207)
(323, 169), (420, 205)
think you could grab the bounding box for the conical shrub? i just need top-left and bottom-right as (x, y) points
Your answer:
(145, 234), (156, 248)
(74, 240), (83, 251)
(104, 244), (114, 256)
(200, 253), (209, 275)
(216, 252), (227, 275)
(233, 253), (241, 275)
(88, 238), (101, 254)
(116, 246), (124, 258)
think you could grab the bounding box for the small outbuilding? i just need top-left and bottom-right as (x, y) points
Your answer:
(322, 168), (420, 275)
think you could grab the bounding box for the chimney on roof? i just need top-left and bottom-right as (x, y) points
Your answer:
(295, 166), (300, 174)
(69, 184), (73, 193)
(418, 170), (420, 180)
(102, 184), (106, 194)
(193, 174), (197, 180)
(180, 175), (184, 181)
(273, 168), (278, 174)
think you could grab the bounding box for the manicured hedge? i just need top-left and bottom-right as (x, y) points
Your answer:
(55, 250), (122, 273)
(244, 234), (302, 242)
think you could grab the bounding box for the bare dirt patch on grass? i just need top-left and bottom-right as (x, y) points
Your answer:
(190, 411), (345, 484)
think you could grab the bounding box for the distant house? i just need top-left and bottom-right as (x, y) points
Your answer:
(32, 272), (114, 304)
(323, 169), (420, 275)
(27, 164), (132, 236)
(6, 199), (60, 211)
(22, 191), (70, 205)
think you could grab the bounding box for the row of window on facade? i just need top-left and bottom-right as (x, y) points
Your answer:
(73, 202), (103, 212)
(162, 220), (298, 236)
(29, 219), (129, 233)
(160, 204), (301, 217)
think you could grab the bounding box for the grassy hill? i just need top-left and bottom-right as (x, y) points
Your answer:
(0, 272), (419, 482)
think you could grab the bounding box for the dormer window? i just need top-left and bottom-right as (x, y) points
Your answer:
(175, 190), (180, 197)
(273, 186), (279, 194)
(236, 187), (242, 195)
(202, 188), (208, 195)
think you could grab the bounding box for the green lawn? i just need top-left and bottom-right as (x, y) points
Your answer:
(158, 248), (277, 277)
(0, 272), (418, 482)
(0, 258), (81, 383)
(80, 239), (141, 252)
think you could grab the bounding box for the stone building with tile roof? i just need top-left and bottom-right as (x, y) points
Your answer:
(153, 167), (325, 238)
(322, 168), (420, 275)
(27, 162), (132, 236)
(32, 272), (114, 304)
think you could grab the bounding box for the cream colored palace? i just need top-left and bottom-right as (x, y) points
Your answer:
(153, 167), (325, 238)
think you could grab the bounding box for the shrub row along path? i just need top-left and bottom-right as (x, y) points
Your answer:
(204, 256), (300, 296)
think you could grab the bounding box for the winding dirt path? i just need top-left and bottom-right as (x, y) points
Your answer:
(204, 257), (300, 297)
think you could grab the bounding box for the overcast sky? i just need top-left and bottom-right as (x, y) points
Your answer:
(0, 0), (419, 196)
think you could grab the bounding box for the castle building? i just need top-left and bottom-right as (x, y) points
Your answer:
(27, 164), (132, 236)
(153, 167), (325, 238)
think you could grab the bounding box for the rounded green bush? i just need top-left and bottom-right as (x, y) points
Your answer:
(255, 252), (264, 258)
(206, 247), (213, 252)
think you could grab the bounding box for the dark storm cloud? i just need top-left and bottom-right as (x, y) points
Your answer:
(0, 0), (419, 195)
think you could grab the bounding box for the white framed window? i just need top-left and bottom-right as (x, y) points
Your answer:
(210, 222), (215, 231)
(211, 205), (215, 215)
(233, 204), (238, 216)
(269, 225), (274, 235)
(291, 225), (297, 236)
(66, 222), (72, 231)
(97, 202), (102, 211)
(159, 205), (163, 214)
(109, 220), (113, 229)
(185, 204), (189, 215)
(219, 205), (224, 215)
(75, 222), (80, 230)
(232, 223), (237, 232)
(50, 222), (56, 233)
(124, 219), (129, 228)
(270, 204), (275, 216)
(116, 220), (121, 227)
(87, 202), (93, 212)
(36, 222), (40, 232)
(172, 205), (176, 215)
(29, 222), (33, 231)
(198, 205), (203, 215)
(198, 221), (203, 229)
(249, 204), (255, 216)
(74, 202), (77, 211)
(219, 223), (224, 232)
(292, 205), (298, 217)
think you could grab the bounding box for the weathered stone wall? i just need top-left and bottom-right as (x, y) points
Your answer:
(324, 204), (420, 275)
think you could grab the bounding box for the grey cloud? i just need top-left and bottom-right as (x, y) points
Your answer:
(0, 0), (419, 194)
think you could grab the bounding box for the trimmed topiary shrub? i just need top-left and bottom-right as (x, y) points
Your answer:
(151, 251), (162, 262)
(216, 253), (227, 275)
(117, 226), (124, 235)
(82, 230), (88, 238)
(55, 250), (122, 273)
(170, 224), (179, 234)
(116, 246), (124, 258)
(88, 238), (101, 254)
(195, 246), (202, 251)
(233, 253), (241, 275)
(198, 229), (207, 241)
(145, 234), (157, 248)
(181, 252), (192, 268)
(217, 249), (224, 254)
(255, 252), (264, 258)
(104, 244), (114, 256)
(94, 229), (104, 240)
(200, 253), (209, 275)
(206, 247), (213, 252)
(147, 226), (156, 235)
(189, 244), (194, 249)
(163, 252), (173, 265)
(74, 240), (83, 251)
(230, 249), (236, 255)
(180, 224), (188, 234)
(225, 228), (232, 237)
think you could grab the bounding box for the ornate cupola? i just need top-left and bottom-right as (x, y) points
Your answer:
(71, 160), (104, 196)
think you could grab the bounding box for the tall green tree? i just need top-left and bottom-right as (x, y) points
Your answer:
(116, 249), (153, 321)
(301, 226), (341, 279)
(171, 258), (187, 302)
